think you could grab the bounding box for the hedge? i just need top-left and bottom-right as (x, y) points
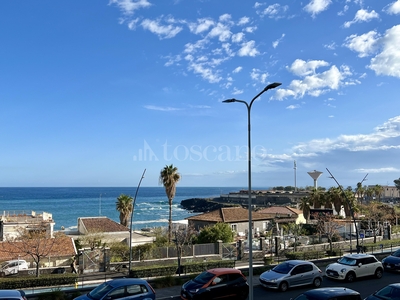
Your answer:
(129, 260), (235, 278)
(0, 274), (78, 289)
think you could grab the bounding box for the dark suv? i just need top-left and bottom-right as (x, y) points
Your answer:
(181, 268), (248, 300)
(292, 287), (362, 300)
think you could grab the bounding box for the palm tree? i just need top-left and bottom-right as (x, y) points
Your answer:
(327, 187), (343, 216)
(116, 194), (133, 227)
(298, 197), (311, 221)
(364, 186), (374, 203)
(355, 182), (364, 204)
(159, 164), (181, 243)
(309, 189), (323, 209)
(374, 185), (384, 202)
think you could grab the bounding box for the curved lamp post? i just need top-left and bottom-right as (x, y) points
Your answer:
(223, 82), (281, 300)
(128, 168), (146, 273)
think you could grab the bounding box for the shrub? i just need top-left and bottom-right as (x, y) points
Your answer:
(285, 250), (325, 260)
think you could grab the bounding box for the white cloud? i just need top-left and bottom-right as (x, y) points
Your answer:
(288, 59), (330, 76)
(207, 22), (232, 42)
(232, 66), (242, 73)
(250, 68), (269, 84)
(384, 0), (400, 15)
(144, 105), (182, 111)
(286, 104), (300, 110)
(343, 31), (380, 57)
(304, 0), (332, 17)
(368, 25), (400, 78)
(141, 18), (183, 39)
(232, 87), (244, 95)
(237, 40), (259, 57)
(272, 34), (285, 48)
(109, 0), (151, 15)
(343, 9), (379, 28)
(238, 17), (250, 25)
(291, 116), (400, 155)
(188, 18), (215, 34)
(232, 32), (245, 43)
(355, 167), (400, 173)
(258, 4), (289, 19)
(275, 59), (352, 100)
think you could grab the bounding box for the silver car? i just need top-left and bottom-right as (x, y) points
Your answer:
(259, 260), (323, 292)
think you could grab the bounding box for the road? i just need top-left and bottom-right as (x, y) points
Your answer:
(253, 271), (400, 300)
(159, 271), (400, 300)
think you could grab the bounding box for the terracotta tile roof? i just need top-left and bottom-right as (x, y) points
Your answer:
(186, 207), (273, 222)
(80, 217), (129, 233)
(0, 236), (76, 262)
(258, 206), (302, 216)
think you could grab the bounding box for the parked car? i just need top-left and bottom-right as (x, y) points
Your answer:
(0, 289), (27, 300)
(325, 253), (383, 282)
(259, 260), (323, 292)
(0, 259), (28, 276)
(364, 283), (400, 300)
(292, 287), (362, 300)
(180, 268), (248, 300)
(73, 278), (156, 300)
(382, 248), (400, 271)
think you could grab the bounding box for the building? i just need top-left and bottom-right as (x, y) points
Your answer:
(0, 235), (76, 268)
(257, 206), (306, 225)
(0, 210), (55, 241)
(186, 207), (274, 237)
(75, 217), (154, 247)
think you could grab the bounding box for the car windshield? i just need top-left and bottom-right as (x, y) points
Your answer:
(87, 282), (113, 300)
(338, 257), (357, 266)
(392, 250), (400, 257)
(272, 262), (295, 274)
(375, 286), (400, 298)
(193, 271), (216, 284)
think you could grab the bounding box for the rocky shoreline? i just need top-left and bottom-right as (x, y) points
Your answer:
(179, 197), (237, 213)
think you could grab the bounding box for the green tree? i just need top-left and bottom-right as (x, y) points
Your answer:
(355, 182), (365, 204)
(116, 194), (133, 227)
(195, 223), (234, 243)
(309, 189), (324, 209)
(374, 185), (384, 202)
(394, 178), (400, 191)
(326, 187), (343, 215)
(298, 197), (311, 221)
(159, 164), (181, 243)
(364, 186), (374, 202)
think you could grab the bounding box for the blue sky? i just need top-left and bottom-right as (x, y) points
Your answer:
(1, 0), (400, 189)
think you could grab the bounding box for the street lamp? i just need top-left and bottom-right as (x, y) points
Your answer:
(128, 168), (146, 273)
(223, 82), (282, 300)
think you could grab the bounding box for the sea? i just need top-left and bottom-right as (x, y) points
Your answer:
(0, 187), (245, 231)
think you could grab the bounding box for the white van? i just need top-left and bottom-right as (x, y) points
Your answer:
(0, 260), (28, 275)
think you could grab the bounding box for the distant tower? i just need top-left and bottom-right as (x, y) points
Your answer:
(308, 170), (323, 189)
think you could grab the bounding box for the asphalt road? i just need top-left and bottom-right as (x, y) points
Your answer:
(157, 270), (400, 300)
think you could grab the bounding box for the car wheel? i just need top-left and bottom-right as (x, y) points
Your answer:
(345, 272), (356, 282)
(279, 281), (288, 292)
(375, 268), (383, 279)
(313, 277), (322, 288)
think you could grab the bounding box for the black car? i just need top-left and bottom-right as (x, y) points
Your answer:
(382, 248), (400, 271)
(181, 268), (248, 300)
(292, 287), (361, 300)
(364, 283), (400, 300)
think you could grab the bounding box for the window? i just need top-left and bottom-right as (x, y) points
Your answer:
(231, 224), (237, 231)
(108, 287), (125, 299)
(127, 284), (146, 295)
(303, 264), (313, 272)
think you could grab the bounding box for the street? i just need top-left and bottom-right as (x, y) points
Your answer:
(159, 271), (400, 300)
